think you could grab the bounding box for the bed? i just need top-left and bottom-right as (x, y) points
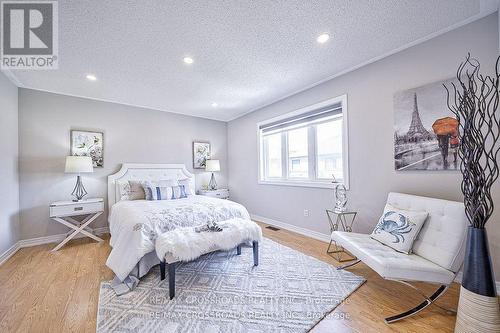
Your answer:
(106, 163), (250, 294)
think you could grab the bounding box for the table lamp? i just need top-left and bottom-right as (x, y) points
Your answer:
(65, 156), (93, 201)
(205, 159), (220, 190)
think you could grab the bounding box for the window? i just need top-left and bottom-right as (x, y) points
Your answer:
(263, 133), (282, 178)
(258, 95), (348, 188)
(316, 119), (343, 180)
(288, 127), (308, 178)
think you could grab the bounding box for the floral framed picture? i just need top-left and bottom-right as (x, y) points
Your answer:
(71, 130), (104, 167)
(193, 141), (210, 169)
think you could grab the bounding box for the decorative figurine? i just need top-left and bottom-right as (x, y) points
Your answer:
(332, 175), (347, 213)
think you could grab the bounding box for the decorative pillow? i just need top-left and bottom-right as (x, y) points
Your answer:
(127, 181), (146, 200)
(178, 179), (193, 196)
(118, 180), (159, 201)
(117, 180), (132, 201)
(141, 180), (179, 200)
(370, 204), (428, 254)
(171, 185), (188, 199)
(142, 184), (173, 201)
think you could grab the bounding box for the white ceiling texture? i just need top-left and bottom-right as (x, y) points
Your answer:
(3, 0), (499, 121)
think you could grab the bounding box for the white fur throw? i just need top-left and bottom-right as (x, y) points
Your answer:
(155, 218), (262, 262)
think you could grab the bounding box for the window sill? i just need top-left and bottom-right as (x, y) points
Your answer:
(258, 179), (348, 190)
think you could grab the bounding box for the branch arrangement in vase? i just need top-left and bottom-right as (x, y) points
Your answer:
(445, 54), (500, 333)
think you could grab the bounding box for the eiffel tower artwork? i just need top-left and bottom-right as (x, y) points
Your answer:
(394, 78), (459, 171)
(406, 93), (431, 141)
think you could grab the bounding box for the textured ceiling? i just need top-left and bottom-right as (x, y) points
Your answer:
(4, 0), (499, 121)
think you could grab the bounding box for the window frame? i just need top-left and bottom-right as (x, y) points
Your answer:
(257, 94), (349, 189)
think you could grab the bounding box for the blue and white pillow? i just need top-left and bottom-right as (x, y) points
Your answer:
(141, 180), (188, 201)
(171, 185), (188, 199)
(178, 179), (193, 196)
(370, 204), (428, 254)
(142, 185), (172, 201)
(141, 180), (177, 200)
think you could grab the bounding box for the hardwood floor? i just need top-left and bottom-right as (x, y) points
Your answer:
(0, 223), (460, 333)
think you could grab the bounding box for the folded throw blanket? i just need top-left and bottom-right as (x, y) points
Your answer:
(155, 218), (262, 262)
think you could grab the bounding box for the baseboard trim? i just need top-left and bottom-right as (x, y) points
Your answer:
(0, 227), (110, 265)
(251, 213), (500, 291)
(251, 214), (331, 243)
(18, 227), (110, 248)
(0, 242), (21, 266)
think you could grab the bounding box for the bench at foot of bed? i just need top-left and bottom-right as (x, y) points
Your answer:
(160, 241), (259, 300)
(155, 218), (262, 300)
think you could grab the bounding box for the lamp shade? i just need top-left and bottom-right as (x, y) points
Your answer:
(205, 159), (220, 172)
(65, 156), (93, 173)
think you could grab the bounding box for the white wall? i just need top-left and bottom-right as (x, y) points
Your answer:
(18, 89), (227, 239)
(228, 14), (500, 275)
(0, 73), (20, 254)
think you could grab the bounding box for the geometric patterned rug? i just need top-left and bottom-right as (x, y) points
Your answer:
(97, 238), (365, 332)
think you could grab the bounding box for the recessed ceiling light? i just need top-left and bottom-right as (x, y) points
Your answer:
(316, 33), (330, 44)
(86, 74), (97, 81)
(183, 57), (194, 64)
(211, 102), (218, 108)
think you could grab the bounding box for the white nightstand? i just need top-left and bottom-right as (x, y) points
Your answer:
(49, 198), (104, 251)
(197, 188), (229, 199)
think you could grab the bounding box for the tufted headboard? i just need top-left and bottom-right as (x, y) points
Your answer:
(107, 163), (195, 211)
(386, 192), (468, 273)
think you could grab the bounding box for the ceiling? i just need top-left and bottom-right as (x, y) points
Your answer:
(4, 0), (499, 121)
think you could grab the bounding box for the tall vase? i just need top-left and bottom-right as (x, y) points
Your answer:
(455, 226), (500, 333)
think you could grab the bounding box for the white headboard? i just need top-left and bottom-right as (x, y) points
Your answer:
(107, 163), (195, 210)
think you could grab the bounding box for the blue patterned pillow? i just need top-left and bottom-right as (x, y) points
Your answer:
(141, 180), (178, 200)
(142, 185), (172, 201)
(178, 179), (193, 196)
(171, 185), (188, 199)
(141, 182), (188, 201)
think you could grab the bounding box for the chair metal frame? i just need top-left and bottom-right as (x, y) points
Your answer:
(337, 260), (458, 323)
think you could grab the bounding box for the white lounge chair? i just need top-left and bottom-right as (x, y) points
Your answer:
(333, 192), (467, 323)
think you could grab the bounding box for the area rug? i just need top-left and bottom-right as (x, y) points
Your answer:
(97, 238), (365, 332)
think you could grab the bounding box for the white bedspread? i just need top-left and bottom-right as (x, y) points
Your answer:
(106, 195), (250, 282)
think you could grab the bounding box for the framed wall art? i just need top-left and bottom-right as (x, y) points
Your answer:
(394, 78), (460, 171)
(70, 130), (104, 167)
(193, 141), (210, 169)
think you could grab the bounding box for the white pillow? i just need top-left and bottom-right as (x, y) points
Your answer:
(370, 204), (428, 254)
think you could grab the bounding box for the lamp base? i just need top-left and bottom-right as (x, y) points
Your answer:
(208, 173), (218, 190)
(71, 175), (88, 201)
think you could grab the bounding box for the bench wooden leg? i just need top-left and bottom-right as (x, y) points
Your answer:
(236, 244), (242, 255)
(168, 262), (176, 300)
(160, 261), (166, 281)
(253, 241), (259, 266)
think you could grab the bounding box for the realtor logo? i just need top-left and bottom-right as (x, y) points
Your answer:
(1, 1), (58, 69)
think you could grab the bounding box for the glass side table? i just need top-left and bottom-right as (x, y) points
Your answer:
(326, 209), (357, 262)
